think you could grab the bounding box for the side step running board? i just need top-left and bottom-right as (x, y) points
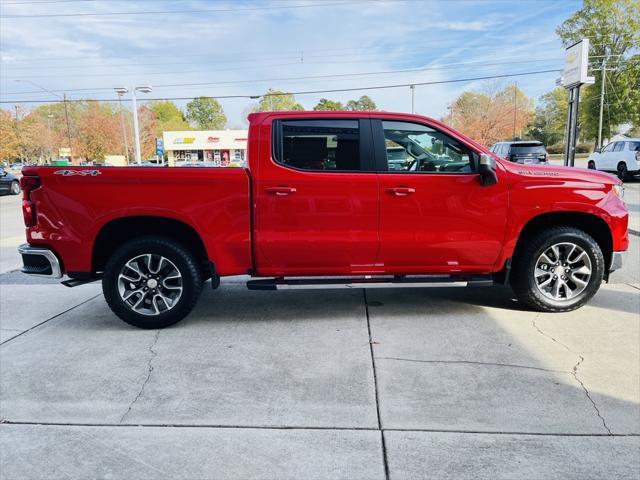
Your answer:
(247, 275), (493, 291)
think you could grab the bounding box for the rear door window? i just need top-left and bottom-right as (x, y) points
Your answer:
(613, 142), (624, 152)
(274, 119), (362, 171)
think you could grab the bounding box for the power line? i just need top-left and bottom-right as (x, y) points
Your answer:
(1, 59), (561, 96)
(0, 0), (369, 18)
(1, 57), (560, 84)
(0, 68), (561, 104)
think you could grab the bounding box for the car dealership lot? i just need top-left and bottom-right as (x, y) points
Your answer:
(1, 190), (639, 479)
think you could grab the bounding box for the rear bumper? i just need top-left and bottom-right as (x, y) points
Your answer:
(18, 244), (62, 278)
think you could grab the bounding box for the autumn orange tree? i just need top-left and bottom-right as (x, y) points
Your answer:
(444, 83), (534, 146)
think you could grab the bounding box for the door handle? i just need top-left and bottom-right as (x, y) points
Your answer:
(385, 187), (415, 196)
(266, 186), (297, 196)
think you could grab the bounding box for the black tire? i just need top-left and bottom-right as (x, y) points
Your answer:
(617, 162), (628, 181)
(511, 227), (604, 312)
(10, 181), (20, 195)
(587, 160), (596, 170)
(102, 236), (203, 328)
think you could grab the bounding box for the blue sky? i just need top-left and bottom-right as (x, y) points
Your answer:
(0, 0), (581, 127)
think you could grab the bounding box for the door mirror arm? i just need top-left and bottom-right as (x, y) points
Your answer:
(478, 153), (498, 187)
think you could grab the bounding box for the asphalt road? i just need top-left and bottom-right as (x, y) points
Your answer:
(0, 182), (639, 479)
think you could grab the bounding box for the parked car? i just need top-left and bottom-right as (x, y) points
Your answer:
(0, 168), (21, 195)
(17, 111), (628, 329)
(489, 141), (548, 164)
(587, 138), (640, 180)
(9, 162), (25, 171)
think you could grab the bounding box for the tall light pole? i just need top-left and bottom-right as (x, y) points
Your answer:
(115, 85), (152, 164)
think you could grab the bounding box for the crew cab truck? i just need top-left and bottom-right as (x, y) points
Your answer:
(18, 111), (629, 329)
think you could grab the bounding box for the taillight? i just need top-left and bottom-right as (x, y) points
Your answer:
(636, 150), (640, 162)
(20, 175), (40, 227)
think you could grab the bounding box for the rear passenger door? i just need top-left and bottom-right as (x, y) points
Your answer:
(254, 117), (380, 276)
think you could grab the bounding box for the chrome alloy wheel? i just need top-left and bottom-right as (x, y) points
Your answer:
(117, 254), (183, 316)
(534, 242), (592, 302)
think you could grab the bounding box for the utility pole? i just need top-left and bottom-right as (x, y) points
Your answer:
(15, 80), (72, 157)
(46, 114), (53, 163)
(116, 93), (130, 164)
(512, 82), (517, 140)
(410, 85), (415, 114)
(63, 93), (72, 153)
(597, 55), (608, 150)
(14, 106), (23, 163)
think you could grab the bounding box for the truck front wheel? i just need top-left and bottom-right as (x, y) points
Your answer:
(102, 236), (203, 329)
(511, 227), (605, 312)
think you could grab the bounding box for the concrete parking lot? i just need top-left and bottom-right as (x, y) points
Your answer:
(1, 184), (639, 479)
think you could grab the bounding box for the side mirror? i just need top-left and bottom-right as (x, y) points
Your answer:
(478, 153), (498, 187)
(593, 147), (601, 153)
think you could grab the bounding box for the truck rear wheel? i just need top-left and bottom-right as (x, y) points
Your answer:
(102, 236), (203, 329)
(511, 227), (604, 312)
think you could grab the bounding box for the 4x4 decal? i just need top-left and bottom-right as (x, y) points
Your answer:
(54, 170), (102, 177)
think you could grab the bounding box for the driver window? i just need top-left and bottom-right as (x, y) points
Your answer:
(382, 121), (473, 173)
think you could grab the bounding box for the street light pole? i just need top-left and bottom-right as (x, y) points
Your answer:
(115, 85), (152, 165)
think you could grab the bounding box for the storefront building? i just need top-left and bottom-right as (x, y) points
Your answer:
(163, 130), (248, 167)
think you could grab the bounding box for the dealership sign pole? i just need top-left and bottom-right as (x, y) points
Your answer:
(560, 39), (594, 167)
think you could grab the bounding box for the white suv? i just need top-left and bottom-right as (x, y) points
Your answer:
(587, 138), (640, 180)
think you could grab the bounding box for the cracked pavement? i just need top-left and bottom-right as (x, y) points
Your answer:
(0, 192), (639, 479)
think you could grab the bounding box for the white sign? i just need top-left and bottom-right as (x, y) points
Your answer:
(562, 38), (590, 88)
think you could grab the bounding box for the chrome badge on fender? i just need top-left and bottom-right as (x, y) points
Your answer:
(54, 170), (102, 177)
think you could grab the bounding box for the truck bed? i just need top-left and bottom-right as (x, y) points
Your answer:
(23, 166), (252, 275)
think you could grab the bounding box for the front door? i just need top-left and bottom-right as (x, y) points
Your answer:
(254, 118), (379, 276)
(373, 119), (509, 273)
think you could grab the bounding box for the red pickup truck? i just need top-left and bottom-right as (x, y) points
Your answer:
(18, 111), (628, 328)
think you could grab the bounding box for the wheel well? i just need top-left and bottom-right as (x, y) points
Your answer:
(92, 216), (210, 275)
(513, 212), (613, 270)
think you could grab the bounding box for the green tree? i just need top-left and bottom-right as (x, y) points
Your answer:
(526, 88), (569, 146)
(185, 97), (227, 129)
(345, 95), (377, 111)
(557, 0), (640, 141)
(148, 100), (190, 134)
(252, 89), (304, 112)
(313, 98), (344, 110)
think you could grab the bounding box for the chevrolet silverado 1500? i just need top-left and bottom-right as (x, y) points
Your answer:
(18, 111), (629, 328)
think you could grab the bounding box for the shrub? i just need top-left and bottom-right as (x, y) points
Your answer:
(546, 144), (564, 154)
